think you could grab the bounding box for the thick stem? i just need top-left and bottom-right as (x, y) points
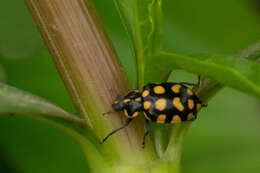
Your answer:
(24, 0), (153, 166)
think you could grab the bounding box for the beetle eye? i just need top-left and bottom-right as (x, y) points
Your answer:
(116, 95), (124, 100)
(112, 101), (124, 111)
(127, 91), (141, 99)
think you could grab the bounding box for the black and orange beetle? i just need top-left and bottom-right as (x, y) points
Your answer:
(101, 77), (206, 147)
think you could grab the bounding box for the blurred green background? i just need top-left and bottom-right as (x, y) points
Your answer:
(0, 0), (260, 173)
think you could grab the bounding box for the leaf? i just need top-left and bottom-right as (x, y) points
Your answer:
(133, 0), (163, 56)
(114, 0), (162, 54)
(113, 0), (136, 55)
(113, 0), (164, 83)
(133, 0), (165, 86)
(0, 83), (88, 132)
(156, 52), (260, 99)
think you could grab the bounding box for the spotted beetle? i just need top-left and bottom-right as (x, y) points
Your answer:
(101, 77), (206, 147)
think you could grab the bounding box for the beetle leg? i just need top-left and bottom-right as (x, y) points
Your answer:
(142, 119), (150, 148)
(102, 111), (114, 116)
(100, 118), (133, 144)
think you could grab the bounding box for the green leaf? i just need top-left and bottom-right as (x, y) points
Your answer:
(133, 0), (163, 56)
(113, 0), (164, 86)
(113, 0), (136, 55)
(134, 0), (164, 86)
(156, 52), (260, 99)
(114, 0), (162, 54)
(0, 82), (88, 132)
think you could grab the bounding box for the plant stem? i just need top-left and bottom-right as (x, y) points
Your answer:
(24, 0), (153, 167)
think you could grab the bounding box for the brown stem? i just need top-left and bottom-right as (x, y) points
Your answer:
(24, 0), (152, 163)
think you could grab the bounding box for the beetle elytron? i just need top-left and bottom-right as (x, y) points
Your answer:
(101, 77), (206, 147)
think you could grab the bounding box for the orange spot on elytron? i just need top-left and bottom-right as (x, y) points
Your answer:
(171, 115), (182, 123)
(123, 98), (131, 103)
(123, 109), (129, 117)
(155, 99), (167, 111)
(153, 86), (166, 94)
(186, 88), (193, 95)
(196, 103), (202, 111)
(157, 114), (166, 123)
(132, 112), (139, 118)
(171, 84), (182, 93)
(143, 112), (151, 120)
(173, 97), (184, 111)
(143, 101), (151, 110)
(135, 97), (141, 102)
(187, 113), (194, 120)
(142, 90), (149, 97)
(188, 99), (194, 110)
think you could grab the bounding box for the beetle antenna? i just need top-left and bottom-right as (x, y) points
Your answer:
(100, 119), (133, 144)
(102, 111), (114, 116)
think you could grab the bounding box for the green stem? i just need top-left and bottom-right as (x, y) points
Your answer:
(133, 0), (145, 88)
(162, 123), (190, 172)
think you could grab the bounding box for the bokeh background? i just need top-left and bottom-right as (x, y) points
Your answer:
(0, 0), (260, 172)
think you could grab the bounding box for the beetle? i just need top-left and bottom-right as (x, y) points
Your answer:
(101, 77), (206, 147)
